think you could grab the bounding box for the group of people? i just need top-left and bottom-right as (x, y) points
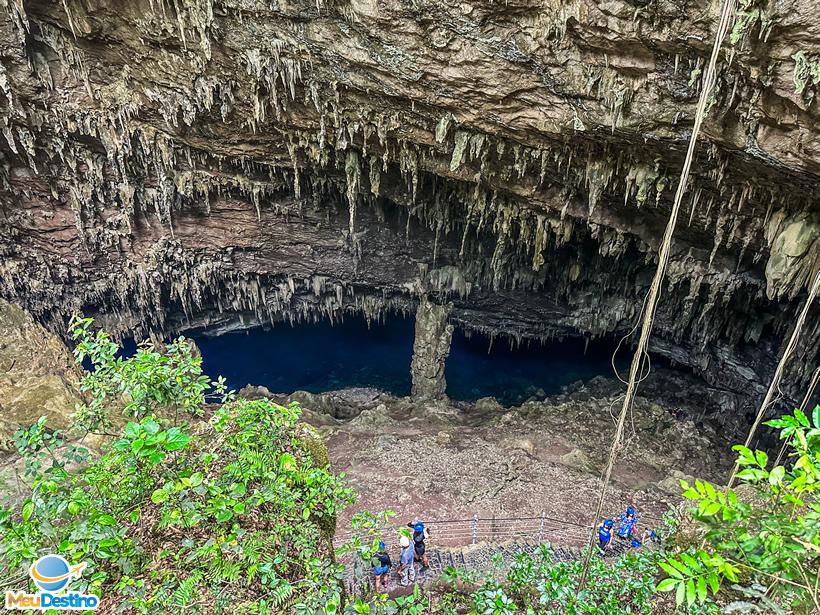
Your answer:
(597, 505), (656, 551)
(370, 520), (430, 591)
(369, 510), (653, 592)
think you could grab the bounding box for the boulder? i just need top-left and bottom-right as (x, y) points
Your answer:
(0, 301), (83, 441)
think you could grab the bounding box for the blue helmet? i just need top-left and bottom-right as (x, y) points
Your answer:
(626, 506), (635, 516)
(378, 541), (385, 551)
(630, 538), (642, 548)
(414, 522), (425, 533)
(603, 519), (614, 528)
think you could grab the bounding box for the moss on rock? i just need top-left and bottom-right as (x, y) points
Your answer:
(297, 422), (337, 540)
(298, 422), (331, 469)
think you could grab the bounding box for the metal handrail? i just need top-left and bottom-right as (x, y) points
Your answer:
(335, 510), (664, 543)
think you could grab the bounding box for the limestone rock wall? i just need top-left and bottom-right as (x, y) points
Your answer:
(0, 300), (83, 448)
(0, 0), (818, 426)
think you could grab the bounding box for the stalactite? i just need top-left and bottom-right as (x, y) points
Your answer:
(449, 131), (470, 171)
(344, 149), (361, 255)
(0, 0), (817, 408)
(585, 157), (614, 215)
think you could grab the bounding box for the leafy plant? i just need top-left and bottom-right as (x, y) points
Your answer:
(434, 544), (670, 614)
(332, 584), (426, 615)
(657, 407), (820, 612)
(345, 511), (397, 558)
(69, 315), (232, 433)
(655, 549), (734, 607)
(13, 415), (89, 479)
(0, 320), (357, 613)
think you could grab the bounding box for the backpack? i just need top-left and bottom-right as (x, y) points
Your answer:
(371, 552), (390, 568)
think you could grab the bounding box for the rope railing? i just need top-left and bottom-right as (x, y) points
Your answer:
(334, 510), (664, 556)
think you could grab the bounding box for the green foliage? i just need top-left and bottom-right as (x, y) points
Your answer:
(655, 549), (735, 608)
(344, 510), (398, 564)
(13, 415), (89, 479)
(436, 545), (670, 614)
(69, 315), (232, 433)
(729, 0), (769, 46)
(336, 585), (426, 615)
(0, 320), (357, 613)
(658, 407), (820, 612)
(792, 51), (820, 96)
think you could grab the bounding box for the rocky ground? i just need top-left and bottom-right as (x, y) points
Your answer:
(243, 367), (739, 543)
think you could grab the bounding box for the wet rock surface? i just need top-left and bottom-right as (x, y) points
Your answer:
(0, 0), (818, 435)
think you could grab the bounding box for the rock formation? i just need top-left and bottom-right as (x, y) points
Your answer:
(411, 297), (453, 401)
(0, 300), (82, 448)
(0, 0), (818, 432)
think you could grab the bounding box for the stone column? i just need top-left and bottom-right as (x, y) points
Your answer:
(410, 296), (454, 401)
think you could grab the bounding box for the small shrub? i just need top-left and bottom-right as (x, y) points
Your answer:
(0, 319), (356, 613)
(657, 407), (820, 612)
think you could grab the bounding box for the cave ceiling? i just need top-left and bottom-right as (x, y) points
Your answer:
(0, 0), (818, 407)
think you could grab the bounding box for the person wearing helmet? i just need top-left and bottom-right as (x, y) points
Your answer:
(407, 520), (430, 570)
(617, 505), (639, 540)
(370, 541), (391, 592)
(597, 518), (614, 551)
(398, 535), (416, 586)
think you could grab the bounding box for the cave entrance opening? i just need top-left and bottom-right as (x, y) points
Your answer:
(187, 312), (626, 405)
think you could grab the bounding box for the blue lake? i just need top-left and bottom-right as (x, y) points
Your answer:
(191, 313), (624, 406)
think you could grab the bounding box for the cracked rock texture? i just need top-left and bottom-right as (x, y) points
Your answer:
(0, 0), (819, 434)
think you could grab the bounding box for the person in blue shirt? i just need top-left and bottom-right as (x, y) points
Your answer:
(597, 519), (614, 551)
(617, 505), (640, 540)
(370, 541), (391, 592)
(398, 536), (416, 586)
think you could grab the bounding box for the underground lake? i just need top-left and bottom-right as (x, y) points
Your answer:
(189, 313), (627, 406)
